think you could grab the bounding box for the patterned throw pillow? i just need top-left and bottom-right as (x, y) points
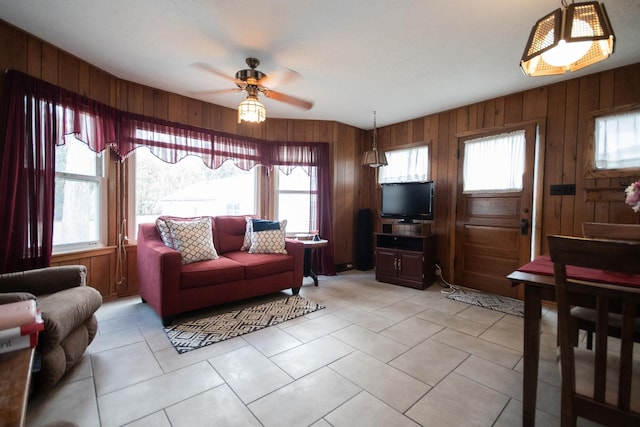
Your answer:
(165, 217), (219, 265)
(248, 219), (288, 254)
(156, 218), (175, 248)
(241, 216), (253, 251)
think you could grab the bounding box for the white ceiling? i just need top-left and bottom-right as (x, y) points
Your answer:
(1, 0), (639, 129)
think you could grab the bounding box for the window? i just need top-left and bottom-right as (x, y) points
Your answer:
(378, 145), (429, 184)
(53, 136), (106, 252)
(132, 148), (256, 235)
(463, 130), (525, 193)
(594, 110), (640, 170)
(275, 167), (317, 234)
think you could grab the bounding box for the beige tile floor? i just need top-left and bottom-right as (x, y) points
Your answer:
(25, 270), (588, 426)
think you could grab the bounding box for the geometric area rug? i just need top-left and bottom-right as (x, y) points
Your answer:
(446, 286), (524, 317)
(164, 295), (325, 354)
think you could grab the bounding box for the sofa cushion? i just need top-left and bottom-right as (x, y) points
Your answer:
(224, 251), (294, 279)
(214, 215), (255, 254)
(180, 256), (245, 288)
(249, 219), (288, 254)
(156, 215), (215, 249)
(165, 217), (219, 265)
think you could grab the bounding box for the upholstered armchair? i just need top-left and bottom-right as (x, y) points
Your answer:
(0, 265), (102, 392)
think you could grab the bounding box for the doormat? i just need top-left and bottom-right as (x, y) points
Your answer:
(446, 286), (524, 317)
(164, 295), (325, 354)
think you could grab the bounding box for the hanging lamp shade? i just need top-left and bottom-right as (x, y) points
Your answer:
(361, 111), (388, 167)
(520, 1), (615, 77)
(238, 93), (266, 123)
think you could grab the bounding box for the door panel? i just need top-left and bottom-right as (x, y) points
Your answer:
(455, 123), (537, 298)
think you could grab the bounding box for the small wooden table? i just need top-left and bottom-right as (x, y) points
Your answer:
(0, 347), (34, 427)
(299, 239), (328, 286)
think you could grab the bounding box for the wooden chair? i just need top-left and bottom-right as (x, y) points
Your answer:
(548, 235), (640, 426)
(576, 223), (640, 349)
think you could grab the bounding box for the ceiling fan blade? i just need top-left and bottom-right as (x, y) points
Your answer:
(192, 62), (242, 85)
(263, 89), (313, 110)
(259, 68), (300, 88)
(189, 88), (242, 96)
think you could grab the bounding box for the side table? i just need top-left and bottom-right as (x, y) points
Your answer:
(299, 239), (328, 286)
(0, 347), (34, 427)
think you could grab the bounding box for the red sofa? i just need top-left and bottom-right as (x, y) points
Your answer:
(136, 215), (304, 325)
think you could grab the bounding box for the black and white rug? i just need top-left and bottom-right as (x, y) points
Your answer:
(164, 295), (325, 354)
(446, 286), (524, 317)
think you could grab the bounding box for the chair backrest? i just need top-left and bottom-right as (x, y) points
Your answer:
(582, 222), (640, 241)
(547, 235), (640, 426)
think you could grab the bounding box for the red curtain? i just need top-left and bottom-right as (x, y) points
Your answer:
(0, 70), (118, 272)
(1, 71), (335, 274)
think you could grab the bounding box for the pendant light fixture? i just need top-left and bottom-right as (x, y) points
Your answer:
(520, 1), (615, 77)
(237, 86), (266, 123)
(361, 111), (388, 168)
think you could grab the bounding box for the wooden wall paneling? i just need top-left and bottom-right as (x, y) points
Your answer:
(494, 96), (505, 126)
(504, 92), (524, 124)
(153, 89), (169, 120)
(560, 79), (579, 236)
(573, 74), (601, 236)
(142, 87), (155, 116)
(0, 24), (27, 74)
(128, 81), (145, 115)
(26, 37), (41, 77)
(40, 42), (58, 83)
(187, 98), (203, 127)
(540, 83), (567, 252)
(468, 104), (479, 130)
(440, 111), (454, 277)
(167, 92), (188, 124)
(482, 99), (496, 128)
(522, 87), (548, 121)
(613, 65), (640, 106)
(57, 51), (80, 92)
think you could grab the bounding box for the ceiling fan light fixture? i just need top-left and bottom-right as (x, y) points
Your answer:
(361, 111), (388, 168)
(520, 1), (614, 77)
(238, 93), (266, 123)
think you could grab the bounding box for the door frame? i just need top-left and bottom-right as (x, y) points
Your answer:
(452, 119), (546, 298)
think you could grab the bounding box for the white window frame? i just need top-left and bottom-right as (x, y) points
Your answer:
(53, 138), (107, 253)
(274, 167), (318, 235)
(594, 109), (640, 171)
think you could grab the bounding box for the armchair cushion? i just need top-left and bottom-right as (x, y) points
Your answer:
(38, 286), (102, 350)
(0, 265), (86, 295)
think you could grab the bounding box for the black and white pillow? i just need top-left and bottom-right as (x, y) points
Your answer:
(248, 219), (288, 254)
(165, 217), (219, 264)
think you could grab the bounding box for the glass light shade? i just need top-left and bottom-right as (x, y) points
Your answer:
(520, 2), (614, 77)
(238, 95), (266, 123)
(361, 149), (388, 168)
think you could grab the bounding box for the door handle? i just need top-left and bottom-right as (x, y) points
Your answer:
(520, 219), (530, 236)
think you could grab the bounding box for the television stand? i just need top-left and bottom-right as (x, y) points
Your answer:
(374, 233), (436, 289)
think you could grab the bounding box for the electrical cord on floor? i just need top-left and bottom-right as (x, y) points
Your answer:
(436, 264), (458, 295)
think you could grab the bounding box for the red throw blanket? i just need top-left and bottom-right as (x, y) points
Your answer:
(517, 255), (640, 288)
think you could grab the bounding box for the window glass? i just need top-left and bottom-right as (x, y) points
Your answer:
(595, 110), (640, 170)
(134, 148), (256, 230)
(463, 130), (525, 193)
(276, 167), (316, 234)
(378, 146), (429, 184)
(53, 136), (104, 252)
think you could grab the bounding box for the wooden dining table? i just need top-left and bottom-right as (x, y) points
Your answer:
(507, 255), (640, 427)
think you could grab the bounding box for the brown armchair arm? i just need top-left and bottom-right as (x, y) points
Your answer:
(0, 292), (36, 305)
(0, 266), (87, 296)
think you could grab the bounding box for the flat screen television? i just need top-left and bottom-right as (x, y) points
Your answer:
(380, 181), (434, 222)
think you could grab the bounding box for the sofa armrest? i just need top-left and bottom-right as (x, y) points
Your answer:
(285, 238), (305, 286)
(0, 266), (87, 296)
(136, 223), (182, 318)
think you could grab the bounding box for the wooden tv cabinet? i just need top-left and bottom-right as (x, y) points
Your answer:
(374, 233), (436, 289)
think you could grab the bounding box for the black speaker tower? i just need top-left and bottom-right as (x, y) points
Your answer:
(355, 208), (373, 270)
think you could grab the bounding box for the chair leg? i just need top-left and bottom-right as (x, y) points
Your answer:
(586, 331), (593, 350)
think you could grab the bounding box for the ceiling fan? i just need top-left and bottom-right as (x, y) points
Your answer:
(193, 58), (314, 119)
